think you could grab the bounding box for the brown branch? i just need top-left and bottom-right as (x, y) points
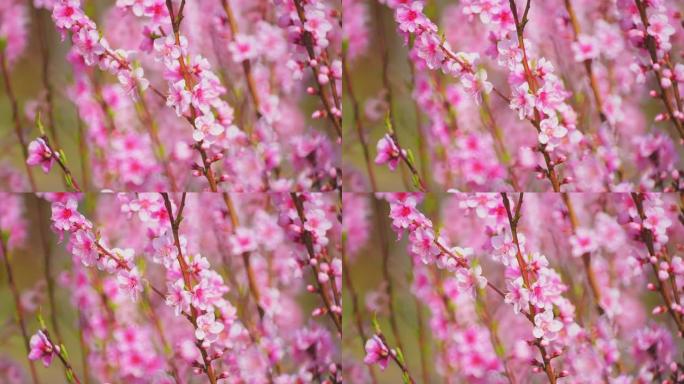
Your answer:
(501, 193), (558, 384)
(161, 192), (218, 384)
(290, 193), (342, 334)
(631, 192), (684, 336)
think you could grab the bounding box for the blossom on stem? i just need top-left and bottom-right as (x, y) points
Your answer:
(375, 134), (405, 171)
(28, 330), (58, 367)
(26, 138), (56, 173)
(363, 335), (390, 370)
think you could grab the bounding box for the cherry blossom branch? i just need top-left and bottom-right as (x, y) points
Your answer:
(633, 0), (684, 139)
(0, 48), (37, 192)
(161, 192), (218, 384)
(506, 1), (562, 192)
(290, 193), (342, 334)
(162, 0), (223, 192)
(28, 118), (82, 192)
(367, 329), (416, 384)
(0, 233), (41, 384)
(630, 192), (684, 335)
(501, 193), (558, 384)
(292, 0), (342, 137)
(36, 328), (82, 384)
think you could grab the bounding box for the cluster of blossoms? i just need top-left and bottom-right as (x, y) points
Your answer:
(343, 0), (684, 192)
(341, 192), (684, 383)
(2, 0), (342, 191)
(0, 193), (342, 383)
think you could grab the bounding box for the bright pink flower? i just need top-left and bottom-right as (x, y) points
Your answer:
(26, 138), (55, 173)
(363, 335), (390, 370)
(28, 330), (58, 367)
(395, 2), (425, 33)
(375, 134), (404, 171)
(51, 198), (83, 232)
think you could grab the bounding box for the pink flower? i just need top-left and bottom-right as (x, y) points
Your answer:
(510, 83), (535, 119)
(395, 2), (425, 33)
(26, 138), (55, 173)
(456, 265), (488, 293)
(304, 6), (332, 40)
(505, 277), (529, 314)
(73, 27), (104, 65)
(166, 80), (191, 116)
(230, 227), (257, 255)
(228, 34), (258, 63)
(166, 279), (191, 316)
(117, 67), (149, 97)
(375, 134), (404, 171)
(28, 330), (58, 367)
(117, 267), (143, 302)
(646, 14), (675, 49)
(52, 0), (82, 30)
(569, 228), (598, 257)
(538, 115), (567, 145)
(571, 34), (599, 62)
(363, 335), (390, 370)
(532, 309), (563, 343)
(51, 198), (82, 232)
(192, 113), (223, 142)
(460, 69), (493, 103)
(195, 312), (224, 346)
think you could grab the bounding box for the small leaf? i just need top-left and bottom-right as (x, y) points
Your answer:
(371, 313), (381, 334)
(36, 112), (45, 136)
(37, 308), (47, 329)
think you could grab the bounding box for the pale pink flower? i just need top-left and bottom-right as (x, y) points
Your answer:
(571, 34), (599, 62)
(569, 228), (598, 257)
(533, 309), (563, 343)
(195, 312), (224, 345)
